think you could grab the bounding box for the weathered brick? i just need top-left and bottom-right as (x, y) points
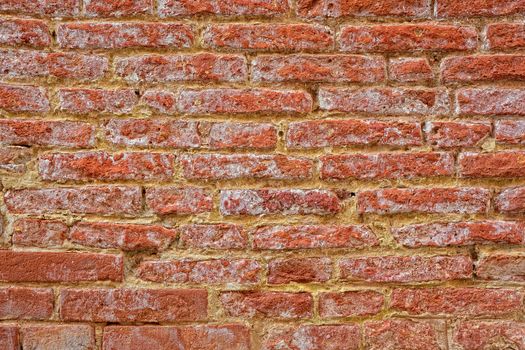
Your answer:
(85, 0), (152, 17)
(320, 152), (454, 180)
(253, 225), (379, 250)
(137, 258), (260, 284)
(393, 221), (525, 247)
(389, 57), (433, 83)
(60, 288), (207, 322)
(297, 0), (430, 18)
(0, 0), (80, 17)
(0, 251), (122, 282)
(460, 151), (525, 178)
(0, 50), (108, 80)
(141, 90), (178, 114)
(339, 255), (472, 282)
(319, 290), (384, 318)
(69, 222), (177, 251)
(58, 88), (138, 114)
(0, 119), (94, 148)
(364, 319), (447, 350)
(358, 188), (489, 215)
(180, 154), (313, 180)
(103, 325), (251, 350)
(0, 146), (31, 173)
(339, 24), (477, 52)
(220, 291), (313, 319)
(495, 120), (525, 145)
(5, 186), (142, 215)
(268, 257), (331, 284)
(476, 254), (525, 281)
(425, 121), (491, 149)
(220, 189), (341, 216)
(252, 54), (385, 83)
(0, 288), (53, 320)
(437, 0), (525, 17)
(451, 321), (525, 350)
(391, 288), (523, 316)
(39, 151), (175, 181)
(0, 325), (18, 350)
(0, 19), (51, 48)
(179, 224), (248, 250)
(159, 0), (289, 17)
(319, 87), (449, 115)
(12, 218), (68, 248)
(21, 325), (95, 350)
(208, 122), (277, 150)
(146, 187), (213, 215)
(457, 88), (525, 116)
(496, 187), (525, 213)
(287, 119), (423, 149)
(0, 84), (49, 113)
(442, 55), (525, 83)
(263, 324), (361, 350)
(203, 24), (334, 52)
(178, 88), (312, 114)
(116, 54), (247, 83)
(487, 23), (525, 50)
(57, 22), (194, 49)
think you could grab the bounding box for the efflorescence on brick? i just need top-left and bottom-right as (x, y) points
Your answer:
(1, 0), (525, 349)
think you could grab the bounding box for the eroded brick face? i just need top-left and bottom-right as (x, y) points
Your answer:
(0, 1), (523, 348)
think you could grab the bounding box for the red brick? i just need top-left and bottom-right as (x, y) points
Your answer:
(425, 121), (491, 149)
(39, 151), (175, 181)
(287, 119), (422, 149)
(179, 224), (248, 250)
(141, 90), (178, 114)
(358, 187), (489, 215)
(57, 22), (194, 49)
(319, 87), (449, 115)
(116, 54), (247, 83)
(207, 122), (277, 150)
(0, 119), (94, 148)
(496, 120), (525, 145)
(5, 186), (142, 215)
(393, 221), (525, 247)
(339, 255), (472, 282)
(458, 88), (525, 116)
(391, 288), (523, 316)
(268, 257), (331, 284)
(60, 288), (207, 322)
(442, 55), (525, 83)
(437, 0), (525, 17)
(389, 57), (433, 83)
(0, 49), (108, 80)
(460, 151), (525, 178)
(297, 0), (430, 18)
(103, 325), (250, 350)
(0, 19), (51, 48)
(12, 218), (68, 248)
(253, 225), (379, 250)
(0, 84), (49, 113)
(85, 0), (152, 17)
(496, 187), (525, 213)
(178, 88), (312, 114)
(159, 0), (289, 17)
(69, 222), (177, 251)
(203, 24), (334, 52)
(21, 325), (95, 350)
(146, 187), (213, 215)
(137, 258), (260, 284)
(0, 288), (53, 320)
(180, 154), (313, 180)
(476, 254), (525, 281)
(339, 24), (477, 53)
(451, 321), (525, 350)
(364, 319), (447, 350)
(0, 0), (80, 16)
(220, 291), (312, 319)
(0, 146), (31, 173)
(487, 23), (525, 50)
(0, 325), (18, 350)
(220, 189), (341, 216)
(321, 152), (453, 180)
(59, 88), (138, 114)
(252, 54), (385, 83)
(319, 290), (384, 318)
(0, 251), (122, 282)
(262, 324), (360, 350)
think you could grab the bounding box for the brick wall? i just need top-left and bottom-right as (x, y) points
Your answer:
(1, 0), (525, 349)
